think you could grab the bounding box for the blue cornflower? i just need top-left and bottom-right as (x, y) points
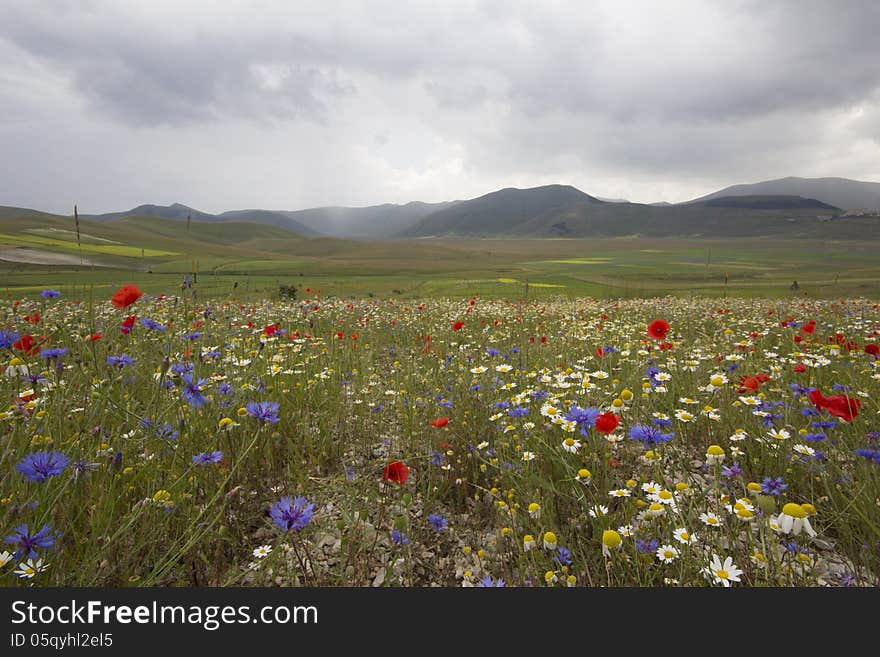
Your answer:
(269, 496), (314, 532)
(651, 416), (674, 427)
(0, 330), (20, 349)
(217, 382), (234, 396)
(141, 318), (166, 331)
(180, 374), (210, 407)
(106, 353), (135, 368)
(246, 401), (280, 423)
(760, 476), (788, 496)
(391, 529), (409, 546)
(486, 348), (500, 357)
(183, 332), (202, 340)
(628, 425), (674, 447)
(39, 347), (68, 359)
(41, 289), (61, 299)
(721, 461), (743, 478)
(170, 362), (193, 375)
(492, 401), (510, 410)
(636, 538), (660, 554)
(803, 433), (826, 442)
(812, 420), (838, 430)
(854, 448), (880, 465)
(428, 513), (448, 532)
(564, 406), (600, 436)
(430, 450), (445, 466)
(192, 451), (223, 465)
(508, 406), (529, 418)
(476, 575), (505, 587)
(555, 547), (573, 566)
(5, 524), (55, 559)
(16, 450), (70, 482)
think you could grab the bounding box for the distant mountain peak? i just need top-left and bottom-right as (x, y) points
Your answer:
(690, 176), (880, 210)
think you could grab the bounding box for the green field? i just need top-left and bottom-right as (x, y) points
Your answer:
(0, 208), (878, 300)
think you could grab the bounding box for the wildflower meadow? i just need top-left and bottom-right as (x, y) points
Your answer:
(1, 285), (878, 587)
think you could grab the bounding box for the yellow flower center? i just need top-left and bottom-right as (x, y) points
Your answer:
(602, 530), (622, 548)
(543, 531), (556, 544)
(528, 503), (540, 513)
(782, 503), (807, 519)
(716, 569), (729, 579)
(707, 445), (725, 456)
(680, 532), (690, 541)
(577, 469), (591, 479)
(658, 490), (673, 500)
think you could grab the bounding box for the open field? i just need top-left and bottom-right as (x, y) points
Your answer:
(0, 286), (878, 587)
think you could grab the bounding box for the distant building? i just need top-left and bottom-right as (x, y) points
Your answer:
(842, 208), (880, 217)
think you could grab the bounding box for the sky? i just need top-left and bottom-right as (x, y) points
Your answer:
(1, 0), (879, 214)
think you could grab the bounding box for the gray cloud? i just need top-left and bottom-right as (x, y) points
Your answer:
(1, 0), (878, 213)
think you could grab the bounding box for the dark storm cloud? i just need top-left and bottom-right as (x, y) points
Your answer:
(0, 0), (878, 212)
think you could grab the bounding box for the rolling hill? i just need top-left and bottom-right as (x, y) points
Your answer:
(689, 176), (880, 210)
(401, 185), (606, 237)
(86, 203), (319, 237)
(397, 186), (867, 239)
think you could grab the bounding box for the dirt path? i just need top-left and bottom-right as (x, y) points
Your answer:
(0, 247), (107, 267)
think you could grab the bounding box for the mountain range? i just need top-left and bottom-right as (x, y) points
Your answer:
(8, 176), (880, 240)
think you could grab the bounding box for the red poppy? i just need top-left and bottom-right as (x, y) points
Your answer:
(865, 344), (879, 357)
(264, 323), (279, 336)
(12, 334), (40, 356)
(23, 312), (40, 324)
(793, 362), (806, 373)
(801, 320), (816, 335)
(452, 321), (465, 332)
(111, 284), (143, 309)
(593, 346), (605, 358)
(87, 333), (103, 342)
(647, 319), (669, 340)
(808, 389), (861, 422)
(594, 412), (619, 435)
(120, 315), (137, 334)
(431, 416), (449, 428)
(382, 460), (410, 485)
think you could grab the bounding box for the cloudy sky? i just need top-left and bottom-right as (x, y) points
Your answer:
(2, 0), (879, 214)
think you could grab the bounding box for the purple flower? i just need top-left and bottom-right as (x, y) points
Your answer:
(5, 524), (55, 559)
(428, 513), (448, 532)
(476, 575), (505, 587)
(141, 318), (166, 331)
(564, 406), (600, 436)
(269, 496), (314, 532)
(41, 289), (61, 299)
(555, 546), (573, 566)
(760, 476), (788, 496)
(636, 538), (660, 554)
(39, 347), (68, 359)
(721, 461), (743, 478)
(180, 374), (209, 407)
(391, 529), (409, 546)
(855, 448), (880, 465)
(106, 353), (135, 368)
(192, 451), (223, 465)
(628, 425), (675, 447)
(0, 330), (20, 349)
(16, 450), (70, 482)
(246, 401), (280, 424)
